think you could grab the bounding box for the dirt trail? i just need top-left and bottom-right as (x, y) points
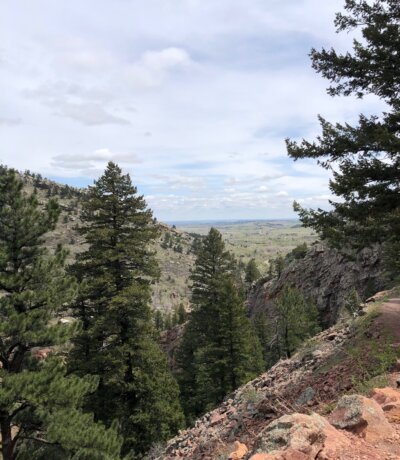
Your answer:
(374, 298), (400, 342)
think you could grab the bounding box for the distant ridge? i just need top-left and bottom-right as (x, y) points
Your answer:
(168, 218), (299, 226)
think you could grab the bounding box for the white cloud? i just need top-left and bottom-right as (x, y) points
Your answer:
(0, 0), (385, 220)
(151, 174), (205, 191)
(51, 148), (141, 174)
(56, 102), (130, 126)
(0, 116), (21, 126)
(23, 82), (130, 126)
(127, 47), (194, 88)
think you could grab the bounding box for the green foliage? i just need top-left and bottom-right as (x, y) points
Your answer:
(268, 254), (285, 279)
(252, 311), (273, 366)
(287, 243), (308, 262)
(154, 310), (164, 331)
(0, 168), (121, 460)
(176, 228), (264, 421)
(240, 387), (264, 406)
(383, 239), (400, 281)
(270, 286), (320, 360)
(286, 0), (400, 276)
(347, 336), (399, 395)
(253, 288), (320, 368)
(164, 312), (172, 330)
(245, 258), (261, 284)
(176, 303), (186, 325)
(343, 288), (362, 317)
(67, 162), (184, 458)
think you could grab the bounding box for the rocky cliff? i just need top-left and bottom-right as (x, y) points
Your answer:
(248, 244), (385, 327)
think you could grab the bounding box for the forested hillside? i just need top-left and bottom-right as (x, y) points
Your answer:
(0, 0), (398, 459)
(15, 171), (315, 318)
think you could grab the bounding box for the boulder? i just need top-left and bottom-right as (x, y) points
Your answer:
(228, 441), (248, 459)
(371, 387), (400, 423)
(371, 387), (400, 405)
(328, 394), (394, 442)
(253, 412), (349, 459)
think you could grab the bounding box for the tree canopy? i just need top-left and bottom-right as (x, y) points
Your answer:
(176, 228), (264, 421)
(286, 0), (400, 269)
(68, 162), (184, 458)
(0, 168), (121, 460)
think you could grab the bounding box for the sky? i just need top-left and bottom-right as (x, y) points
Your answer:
(0, 0), (385, 221)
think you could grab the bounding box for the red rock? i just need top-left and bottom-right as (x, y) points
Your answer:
(371, 387), (400, 406)
(329, 394), (394, 442)
(228, 441), (248, 459)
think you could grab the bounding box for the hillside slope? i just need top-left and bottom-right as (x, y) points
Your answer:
(156, 288), (400, 459)
(18, 172), (196, 313)
(17, 170), (320, 315)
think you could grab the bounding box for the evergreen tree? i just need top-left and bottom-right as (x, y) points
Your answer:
(68, 162), (184, 458)
(0, 169), (121, 460)
(273, 286), (320, 359)
(164, 312), (172, 330)
(286, 0), (400, 272)
(176, 228), (264, 420)
(252, 311), (274, 367)
(154, 309), (164, 331)
(245, 258), (261, 284)
(176, 303), (186, 325)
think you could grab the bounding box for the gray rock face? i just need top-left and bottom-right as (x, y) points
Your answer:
(248, 244), (384, 327)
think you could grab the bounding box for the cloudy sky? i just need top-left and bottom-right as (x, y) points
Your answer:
(0, 0), (384, 221)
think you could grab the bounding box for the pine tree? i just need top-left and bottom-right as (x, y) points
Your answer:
(273, 286), (320, 359)
(245, 258), (261, 284)
(154, 309), (164, 331)
(286, 0), (400, 271)
(0, 168), (121, 460)
(176, 228), (264, 420)
(176, 303), (186, 324)
(68, 162), (184, 458)
(193, 278), (264, 411)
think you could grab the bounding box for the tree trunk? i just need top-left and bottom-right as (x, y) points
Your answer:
(1, 418), (14, 460)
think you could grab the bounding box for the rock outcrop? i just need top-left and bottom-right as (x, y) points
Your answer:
(252, 412), (349, 459)
(328, 394), (394, 442)
(248, 244), (384, 327)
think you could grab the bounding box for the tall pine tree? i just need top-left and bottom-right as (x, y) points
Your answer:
(0, 167), (121, 460)
(286, 0), (400, 274)
(176, 228), (264, 420)
(68, 162), (184, 458)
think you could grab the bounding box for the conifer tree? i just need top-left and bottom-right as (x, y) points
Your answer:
(154, 310), (164, 331)
(245, 258), (261, 284)
(273, 286), (320, 358)
(176, 303), (186, 324)
(177, 228), (264, 420)
(286, 0), (400, 270)
(0, 168), (121, 460)
(68, 162), (184, 458)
